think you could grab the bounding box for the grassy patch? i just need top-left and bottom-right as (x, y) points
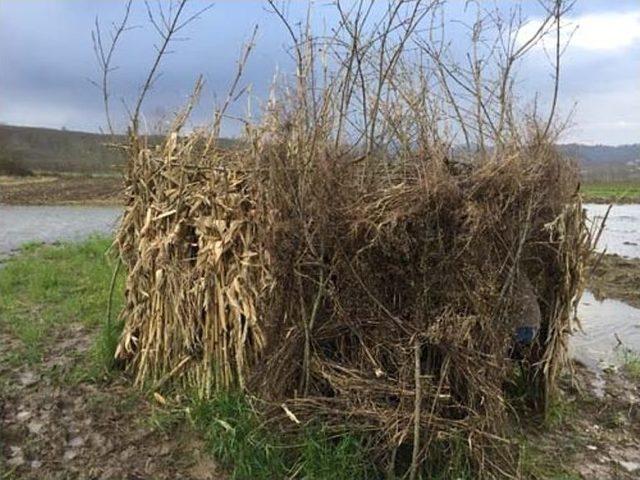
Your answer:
(544, 396), (578, 429)
(186, 391), (580, 480)
(621, 349), (640, 381)
(0, 236), (124, 375)
(188, 393), (375, 480)
(517, 439), (581, 480)
(581, 182), (640, 203)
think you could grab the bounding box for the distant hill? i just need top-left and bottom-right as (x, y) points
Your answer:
(0, 124), (240, 176)
(558, 143), (640, 182)
(0, 124), (125, 174)
(559, 143), (640, 165)
(0, 124), (638, 181)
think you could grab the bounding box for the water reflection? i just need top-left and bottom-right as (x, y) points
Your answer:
(573, 291), (640, 394)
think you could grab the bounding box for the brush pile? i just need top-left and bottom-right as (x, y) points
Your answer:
(114, 0), (592, 476)
(245, 115), (590, 476)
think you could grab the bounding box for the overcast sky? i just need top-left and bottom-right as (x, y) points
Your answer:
(0, 0), (638, 145)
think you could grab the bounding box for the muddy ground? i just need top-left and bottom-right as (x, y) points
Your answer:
(1, 312), (639, 479)
(0, 326), (224, 480)
(589, 254), (640, 309)
(536, 365), (640, 479)
(0, 176), (122, 205)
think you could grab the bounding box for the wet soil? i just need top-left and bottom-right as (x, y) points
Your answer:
(584, 195), (640, 205)
(531, 363), (640, 479)
(589, 254), (640, 309)
(0, 176), (122, 205)
(2, 320), (638, 480)
(0, 324), (224, 479)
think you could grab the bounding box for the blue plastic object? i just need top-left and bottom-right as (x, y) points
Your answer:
(515, 326), (538, 345)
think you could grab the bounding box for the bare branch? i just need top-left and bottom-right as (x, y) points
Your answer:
(542, 0), (562, 139)
(132, 0), (208, 135)
(92, 0), (133, 135)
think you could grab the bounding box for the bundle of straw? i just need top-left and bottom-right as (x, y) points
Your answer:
(115, 137), (268, 397)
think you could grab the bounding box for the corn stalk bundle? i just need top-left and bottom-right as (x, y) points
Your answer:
(115, 135), (268, 397)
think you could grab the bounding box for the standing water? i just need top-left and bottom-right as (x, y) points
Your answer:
(573, 204), (640, 384)
(573, 292), (640, 369)
(0, 205), (121, 258)
(584, 203), (640, 259)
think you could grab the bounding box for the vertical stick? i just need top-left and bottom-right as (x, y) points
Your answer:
(410, 337), (422, 480)
(303, 268), (326, 396)
(107, 257), (122, 333)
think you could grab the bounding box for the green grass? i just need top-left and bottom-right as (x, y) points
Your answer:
(621, 350), (640, 381)
(186, 390), (581, 480)
(189, 393), (375, 480)
(0, 236), (124, 376)
(517, 439), (582, 480)
(544, 396), (578, 429)
(581, 182), (640, 202)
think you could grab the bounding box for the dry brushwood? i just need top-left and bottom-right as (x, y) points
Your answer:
(110, 0), (593, 477)
(247, 120), (590, 477)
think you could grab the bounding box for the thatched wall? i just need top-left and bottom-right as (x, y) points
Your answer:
(114, 128), (590, 475)
(115, 139), (267, 398)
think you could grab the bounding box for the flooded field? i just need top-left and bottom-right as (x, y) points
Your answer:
(585, 203), (640, 259)
(0, 205), (120, 258)
(577, 204), (640, 377)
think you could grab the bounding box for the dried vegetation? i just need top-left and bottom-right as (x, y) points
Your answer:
(109, 0), (595, 476)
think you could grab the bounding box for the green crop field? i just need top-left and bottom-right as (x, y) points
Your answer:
(581, 182), (640, 203)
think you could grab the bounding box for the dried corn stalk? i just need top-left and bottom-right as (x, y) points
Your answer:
(115, 138), (268, 397)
